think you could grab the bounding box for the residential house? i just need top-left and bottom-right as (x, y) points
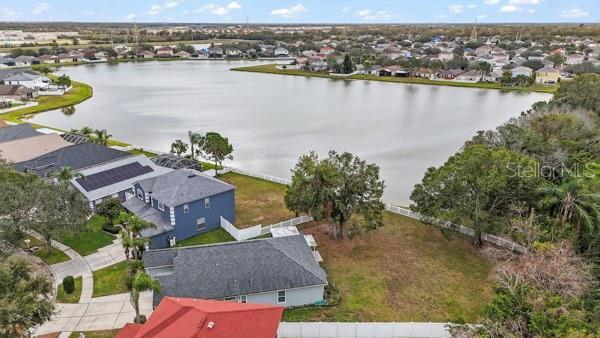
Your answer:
(14, 142), (131, 178)
(14, 55), (41, 66)
(225, 48), (242, 59)
(511, 66), (533, 78)
(4, 72), (50, 89)
(274, 47), (289, 57)
(122, 169), (235, 249)
(116, 297), (284, 338)
(437, 69), (464, 80)
(0, 84), (38, 101)
(483, 70), (503, 82)
(173, 51), (190, 58)
(156, 47), (174, 58)
(0, 133), (71, 163)
(455, 70), (481, 82)
(380, 65), (409, 77)
(492, 52), (510, 64)
(207, 47), (224, 58)
(437, 51), (454, 62)
(368, 65), (382, 75)
(70, 154), (172, 209)
(535, 67), (560, 84)
(476, 45), (493, 57)
(143, 235), (328, 307)
(413, 68), (436, 79)
(0, 124), (40, 143)
(191, 50), (209, 59)
(0, 57), (15, 67)
(137, 51), (155, 59)
(566, 54), (585, 65)
(320, 46), (335, 55)
(38, 54), (60, 64)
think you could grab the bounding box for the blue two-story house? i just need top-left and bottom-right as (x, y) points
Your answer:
(122, 169), (235, 249)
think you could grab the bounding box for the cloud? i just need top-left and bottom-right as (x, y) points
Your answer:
(355, 9), (391, 20)
(476, 14), (487, 19)
(0, 8), (18, 19)
(500, 5), (521, 12)
(341, 6), (352, 12)
(270, 4), (307, 18)
(467, 4), (477, 9)
(484, 0), (500, 4)
(196, 2), (242, 16)
(147, 1), (183, 15)
(508, 0), (541, 4)
(560, 8), (589, 18)
(448, 4), (464, 14)
(32, 2), (50, 15)
(125, 13), (137, 20)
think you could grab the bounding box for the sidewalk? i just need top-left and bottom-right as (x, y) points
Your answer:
(34, 292), (153, 336)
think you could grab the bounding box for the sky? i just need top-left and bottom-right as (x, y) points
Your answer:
(0, 0), (597, 24)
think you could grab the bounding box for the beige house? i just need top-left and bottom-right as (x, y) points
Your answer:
(0, 133), (70, 163)
(535, 67), (560, 84)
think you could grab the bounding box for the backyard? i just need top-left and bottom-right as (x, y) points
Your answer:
(285, 212), (492, 323)
(218, 172), (295, 228)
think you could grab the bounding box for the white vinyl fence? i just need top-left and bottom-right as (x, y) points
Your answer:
(220, 215), (314, 241)
(277, 322), (452, 338)
(260, 215), (314, 236)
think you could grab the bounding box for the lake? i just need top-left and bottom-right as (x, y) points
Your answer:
(28, 61), (551, 204)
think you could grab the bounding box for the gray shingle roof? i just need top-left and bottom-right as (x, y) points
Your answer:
(0, 124), (41, 143)
(122, 197), (173, 237)
(136, 169), (234, 207)
(13, 143), (132, 177)
(143, 235), (327, 305)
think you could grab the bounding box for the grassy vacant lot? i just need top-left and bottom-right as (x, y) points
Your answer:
(233, 64), (558, 94)
(59, 216), (115, 256)
(56, 276), (82, 303)
(92, 261), (129, 297)
(176, 228), (235, 247)
(284, 212), (492, 323)
(68, 330), (119, 338)
(20, 235), (70, 265)
(219, 172), (295, 228)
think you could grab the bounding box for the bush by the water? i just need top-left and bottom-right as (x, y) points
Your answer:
(63, 276), (75, 294)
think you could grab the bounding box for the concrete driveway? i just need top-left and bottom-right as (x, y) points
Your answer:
(34, 292), (153, 337)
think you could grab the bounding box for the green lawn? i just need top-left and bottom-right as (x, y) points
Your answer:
(176, 228), (235, 247)
(56, 276), (82, 303)
(68, 329), (119, 338)
(284, 212), (492, 323)
(20, 235), (70, 265)
(232, 64), (558, 94)
(218, 172), (295, 228)
(59, 215), (115, 256)
(129, 148), (157, 158)
(92, 261), (129, 297)
(0, 76), (93, 124)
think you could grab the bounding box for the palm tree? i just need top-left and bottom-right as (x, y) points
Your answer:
(80, 126), (93, 136)
(130, 271), (161, 323)
(538, 172), (600, 235)
(48, 166), (82, 183)
(93, 129), (112, 146)
(188, 131), (202, 160)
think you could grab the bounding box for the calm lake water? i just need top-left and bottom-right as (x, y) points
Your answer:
(29, 61), (551, 204)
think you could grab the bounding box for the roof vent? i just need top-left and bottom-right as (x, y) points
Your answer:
(207, 322), (215, 329)
(187, 174), (196, 178)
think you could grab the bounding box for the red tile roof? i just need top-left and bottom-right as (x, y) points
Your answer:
(116, 297), (284, 338)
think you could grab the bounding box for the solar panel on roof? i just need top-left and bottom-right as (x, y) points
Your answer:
(76, 162), (153, 192)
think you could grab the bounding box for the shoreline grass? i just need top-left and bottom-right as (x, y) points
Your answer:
(232, 64), (558, 94)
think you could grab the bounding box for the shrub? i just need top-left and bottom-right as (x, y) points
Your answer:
(135, 314), (146, 324)
(63, 276), (75, 294)
(102, 223), (121, 234)
(125, 275), (133, 291)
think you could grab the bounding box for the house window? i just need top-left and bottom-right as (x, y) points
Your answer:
(197, 217), (206, 231)
(224, 297), (237, 302)
(239, 295), (247, 303)
(136, 189), (143, 200)
(158, 202), (164, 211)
(183, 204), (189, 213)
(204, 198), (210, 209)
(277, 290), (286, 304)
